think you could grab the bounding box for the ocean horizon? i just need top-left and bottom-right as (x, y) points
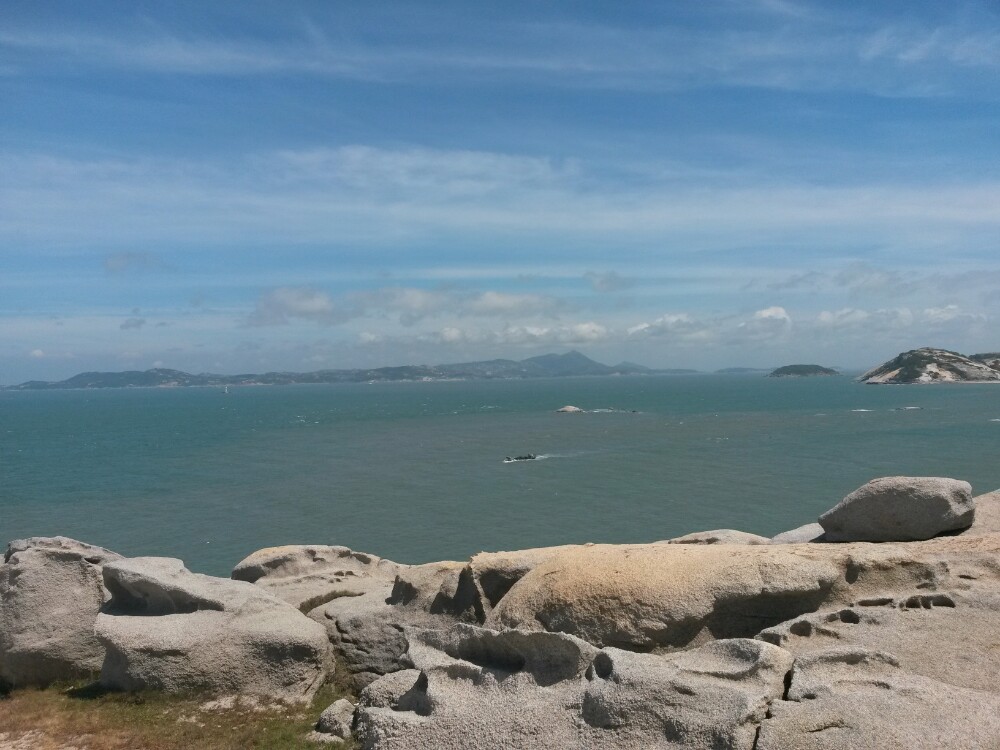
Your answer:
(3, 374), (998, 577)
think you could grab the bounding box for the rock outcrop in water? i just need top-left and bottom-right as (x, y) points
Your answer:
(860, 347), (1000, 383)
(3, 476), (1000, 748)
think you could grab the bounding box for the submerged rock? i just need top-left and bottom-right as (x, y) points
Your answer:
(819, 476), (974, 542)
(96, 557), (331, 703)
(0, 536), (122, 687)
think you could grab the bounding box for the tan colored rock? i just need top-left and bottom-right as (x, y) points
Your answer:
(451, 545), (583, 622)
(963, 489), (1000, 536)
(487, 535), (1000, 651)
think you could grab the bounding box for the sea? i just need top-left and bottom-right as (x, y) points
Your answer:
(1, 375), (998, 577)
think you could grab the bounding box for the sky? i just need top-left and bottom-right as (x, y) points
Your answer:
(3, 0), (1000, 382)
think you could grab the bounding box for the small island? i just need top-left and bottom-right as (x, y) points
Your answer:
(767, 364), (839, 378)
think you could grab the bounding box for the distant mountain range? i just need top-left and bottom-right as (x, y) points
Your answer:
(6, 351), (701, 390)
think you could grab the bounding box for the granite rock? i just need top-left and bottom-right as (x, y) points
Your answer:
(0, 537), (122, 687)
(819, 476), (974, 542)
(96, 557), (331, 703)
(770, 523), (826, 544)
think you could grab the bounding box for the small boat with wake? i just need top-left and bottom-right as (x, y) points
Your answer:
(503, 454), (538, 463)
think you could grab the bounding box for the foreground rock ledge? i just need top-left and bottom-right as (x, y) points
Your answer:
(2, 476), (1000, 748)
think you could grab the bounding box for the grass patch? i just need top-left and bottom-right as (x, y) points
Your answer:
(0, 681), (357, 750)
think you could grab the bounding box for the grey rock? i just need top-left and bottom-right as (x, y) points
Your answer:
(819, 476), (974, 542)
(316, 698), (356, 739)
(757, 647), (1000, 749)
(385, 560), (466, 615)
(770, 523), (826, 544)
(0, 536), (122, 686)
(663, 529), (771, 545)
(354, 625), (794, 750)
(757, 590), (1000, 694)
(232, 544), (400, 613)
(582, 639), (794, 748)
(96, 557), (331, 703)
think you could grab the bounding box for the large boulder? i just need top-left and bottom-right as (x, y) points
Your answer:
(354, 624), (795, 750)
(819, 477), (974, 542)
(96, 557), (331, 703)
(487, 535), (1000, 651)
(0, 537), (122, 687)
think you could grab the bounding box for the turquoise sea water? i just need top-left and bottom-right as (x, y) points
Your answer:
(2, 375), (998, 576)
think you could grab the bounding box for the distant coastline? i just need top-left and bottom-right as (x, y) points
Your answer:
(5, 351), (701, 391)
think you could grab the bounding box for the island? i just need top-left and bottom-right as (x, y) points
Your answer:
(767, 364), (838, 378)
(5, 351), (694, 390)
(860, 347), (1000, 384)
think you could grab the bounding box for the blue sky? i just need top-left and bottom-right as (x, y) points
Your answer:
(3, 0), (1000, 381)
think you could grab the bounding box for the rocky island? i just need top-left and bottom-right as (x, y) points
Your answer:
(767, 364), (838, 378)
(860, 347), (1000, 384)
(3, 475), (1000, 748)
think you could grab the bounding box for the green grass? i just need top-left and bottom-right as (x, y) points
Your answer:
(0, 680), (357, 750)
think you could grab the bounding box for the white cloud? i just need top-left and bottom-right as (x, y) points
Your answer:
(246, 287), (348, 326)
(627, 313), (710, 341)
(735, 306), (792, 342)
(29, 348), (45, 358)
(922, 304), (985, 325)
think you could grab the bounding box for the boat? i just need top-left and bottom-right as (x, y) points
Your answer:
(503, 454), (538, 463)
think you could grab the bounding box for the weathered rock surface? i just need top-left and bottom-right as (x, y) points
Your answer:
(757, 648), (1000, 749)
(663, 529), (771, 545)
(819, 476), (974, 542)
(770, 523), (826, 544)
(760, 598), (1000, 696)
(232, 544), (401, 612)
(488, 534), (1000, 651)
(96, 557), (330, 703)
(0, 536), (122, 687)
(354, 625), (794, 750)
